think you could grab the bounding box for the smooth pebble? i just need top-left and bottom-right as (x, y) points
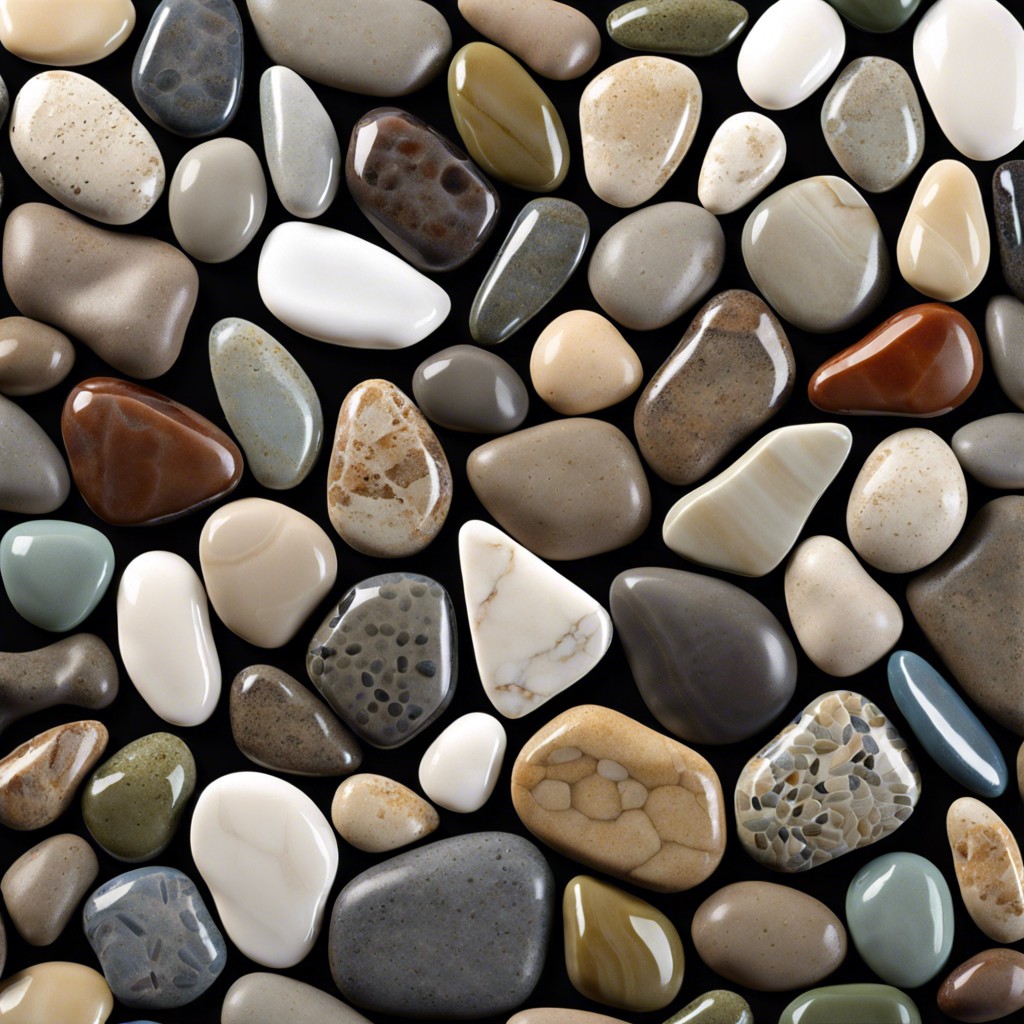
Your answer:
(697, 111), (785, 215)
(221, 973), (373, 1024)
(779, 984), (921, 1024)
(953, 413), (1024, 489)
(418, 711), (507, 812)
(331, 773), (439, 853)
(937, 948), (1024, 1024)
(0, 0), (134, 65)
(607, 0), (748, 57)
(0, 395), (69, 515)
(0, 962), (113, 1024)
(0, 317), (74, 397)
(987, 295), (1024, 411)
(994, 160), (1024, 300)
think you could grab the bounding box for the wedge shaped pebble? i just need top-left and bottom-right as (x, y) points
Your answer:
(418, 711), (506, 812)
(698, 111), (785, 215)
(0, 397), (69, 515)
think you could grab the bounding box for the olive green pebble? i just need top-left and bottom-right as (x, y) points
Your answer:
(664, 989), (753, 1024)
(607, 0), (748, 57)
(779, 984), (921, 1024)
(825, 0), (920, 33)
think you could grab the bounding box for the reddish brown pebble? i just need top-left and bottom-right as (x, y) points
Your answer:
(938, 948), (1024, 1023)
(808, 302), (982, 416)
(62, 377), (243, 526)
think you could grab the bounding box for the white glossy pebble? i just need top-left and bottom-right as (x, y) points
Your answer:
(737, 0), (845, 111)
(698, 111), (786, 216)
(117, 550), (221, 727)
(418, 712), (507, 813)
(258, 222), (450, 349)
(190, 771), (338, 969)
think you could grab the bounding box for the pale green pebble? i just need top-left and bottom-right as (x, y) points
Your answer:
(779, 984), (921, 1024)
(663, 989), (752, 1023)
(607, 0), (748, 57)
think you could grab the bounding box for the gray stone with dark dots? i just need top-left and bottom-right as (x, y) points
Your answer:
(994, 160), (1024, 301)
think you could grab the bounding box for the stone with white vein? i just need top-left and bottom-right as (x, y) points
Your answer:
(417, 712), (506, 813)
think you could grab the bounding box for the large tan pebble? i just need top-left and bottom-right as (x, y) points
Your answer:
(331, 774), (439, 853)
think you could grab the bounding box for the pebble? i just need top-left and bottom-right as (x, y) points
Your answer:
(913, 0), (1024, 161)
(347, 107), (499, 273)
(779, 985), (922, 1024)
(889, 651), (1007, 798)
(697, 111), (785, 215)
(994, 161), (1024, 300)
(412, 345), (528, 433)
(741, 175), (888, 333)
(0, 520), (114, 632)
(247, 0), (450, 95)
(821, 57), (924, 193)
(0, 0), (135, 64)
(169, 139), (266, 263)
(209, 317), (323, 489)
(607, 0), (748, 56)
(691, 881), (847, 991)
(635, 288), (794, 485)
(0, 720), (108, 830)
(512, 703), (726, 892)
(610, 567), (796, 745)
(230, 665), (362, 776)
(331, 773), (438, 853)
(580, 56), (701, 208)
(418, 711), (507, 812)
(735, 690), (921, 871)
(260, 66), (339, 219)
(808, 303), (983, 416)
(3, 203), (198, 379)
(199, 498), (337, 648)
(190, 771), (338, 968)
(937, 948), (1024, 1023)
(662, 422), (852, 576)
(588, 201), (725, 330)
(81, 732), (196, 861)
(564, 875), (684, 1012)
(0, 634), (117, 734)
(459, 521), (612, 717)
(306, 572), (457, 748)
(458, 0), (599, 80)
(827, 0), (920, 31)
(736, 0), (845, 110)
(10, 71), (164, 225)
(258, 222), (450, 349)
(0, 317), (75, 396)
(987, 295), (1024, 410)
(326, 379), (452, 558)
(62, 377), (243, 526)
(1, 834), (98, 946)
(329, 832), (553, 1018)
(0, 394), (68, 514)
(948, 797), (1024, 943)
(467, 419), (651, 560)
(83, 866), (226, 1009)
(846, 852), (954, 988)
(448, 42), (568, 192)
(907, 497), (1024, 736)
(222, 973), (374, 1024)
(117, 551), (221, 727)
(510, 1012), (628, 1024)
(470, 198), (589, 344)
(954, 414), (1024, 489)
(664, 991), (753, 1024)
(0, 962), (113, 1023)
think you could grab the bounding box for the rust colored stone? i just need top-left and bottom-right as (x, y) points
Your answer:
(938, 947), (1024, 1023)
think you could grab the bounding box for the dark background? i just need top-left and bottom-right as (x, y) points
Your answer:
(0, 0), (1021, 1021)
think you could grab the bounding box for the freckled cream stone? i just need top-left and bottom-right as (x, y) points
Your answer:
(698, 111), (786, 216)
(0, 0), (135, 66)
(0, 961), (113, 1023)
(331, 774), (439, 853)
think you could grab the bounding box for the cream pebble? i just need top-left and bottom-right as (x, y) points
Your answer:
(698, 111), (786, 216)
(331, 774), (439, 853)
(418, 711), (507, 813)
(0, 0), (135, 66)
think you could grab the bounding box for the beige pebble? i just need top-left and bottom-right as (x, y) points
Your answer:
(508, 1012), (628, 1024)
(0, 961), (113, 1023)
(331, 774), (439, 853)
(698, 111), (786, 215)
(0, 316), (74, 396)
(0, 0), (135, 66)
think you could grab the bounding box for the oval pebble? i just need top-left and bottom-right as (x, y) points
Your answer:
(418, 711), (507, 813)
(222, 972), (374, 1024)
(952, 413), (1024, 489)
(510, 1012), (628, 1024)
(0, 317), (74, 397)
(994, 160), (1024, 300)
(779, 984), (921, 1024)
(0, 962), (113, 1024)
(608, 0), (748, 57)
(937, 948), (1024, 1024)
(331, 773), (439, 853)
(828, 0), (920, 31)
(987, 295), (1024, 410)
(0, 0), (135, 65)
(0, 394), (69, 514)
(698, 111), (785, 215)
(663, 991), (753, 1024)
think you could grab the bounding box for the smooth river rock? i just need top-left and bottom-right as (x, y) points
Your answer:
(994, 160), (1024, 300)
(512, 704), (726, 893)
(987, 295), (1024, 410)
(0, 317), (75, 396)
(827, 0), (920, 31)
(938, 948), (1024, 1024)
(418, 711), (507, 812)
(0, 395), (69, 514)
(331, 773), (438, 852)
(608, 0), (748, 56)
(663, 992), (754, 1024)
(0, 962), (113, 1024)
(0, 0), (135, 64)
(953, 413), (1024, 489)
(510, 1012), (628, 1024)
(779, 985), (922, 1024)
(698, 111), (786, 215)
(222, 973), (374, 1024)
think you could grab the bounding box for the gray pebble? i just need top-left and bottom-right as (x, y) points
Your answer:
(0, 393), (69, 514)
(987, 295), (1024, 411)
(953, 413), (1024, 489)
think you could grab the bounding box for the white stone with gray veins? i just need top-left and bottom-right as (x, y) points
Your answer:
(0, 394), (69, 514)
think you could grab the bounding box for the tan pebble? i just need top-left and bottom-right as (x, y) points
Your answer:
(508, 1011), (628, 1024)
(0, 961), (113, 1023)
(0, 316), (74, 396)
(332, 774), (439, 853)
(0, 0), (135, 66)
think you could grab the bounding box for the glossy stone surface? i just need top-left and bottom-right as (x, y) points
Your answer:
(0, 962), (113, 1023)
(736, 691), (921, 871)
(0, 0), (135, 65)
(1, 520), (113, 632)
(662, 423), (852, 576)
(608, 0), (748, 56)
(779, 985), (921, 1024)
(347, 108), (499, 272)
(635, 289), (793, 485)
(995, 161), (1024, 300)
(306, 572), (457, 749)
(698, 111), (785, 215)
(132, 0), (243, 137)
(741, 175), (888, 333)
(470, 198), (588, 344)
(589, 201), (725, 331)
(326, 379), (452, 557)
(84, 867), (224, 1009)
(664, 992), (753, 1024)
(230, 665), (361, 776)
(937, 948), (1024, 1024)
(826, 0), (919, 31)
(329, 832), (553, 1018)
(467, 419), (651, 560)
(0, 395), (69, 514)
(418, 711), (506, 812)
(821, 57), (924, 193)
(692, 881), (846, 991)
(512, 704), (726, 893)
(331, 773), (438, 853)
(987, 295), (1024, 410)
(0, 317), (75, 396)
(564, 875), (683, 1012)
(81, 732), (196, 861)
(954, 414), (1024, 489)
(808, 303), (983, 416)
(222, 973), (373, 1024)
(510, 1013), (628, 1024)
(209, 318), (322, 490)
(3, 203), (198, 379)
(610, 567), (796, 745)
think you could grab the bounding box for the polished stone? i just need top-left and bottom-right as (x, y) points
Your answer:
(994, 161), (1024, 300)
(331, 773), (438, 852)
(663, 992), (753, 1024)
(222, 973), (373, 1024)
(0, 317), (74, 396)
(510, 1013), (628, 1024)
(697, 111), (785, 215)
(0, 962), (113, 1023)
(608, 0), (748, 56)
(0, 395), (69, 514)
(954, 414), (1024, 489)
(826, 0), (919, 31)
(0, 0), (135, 64)
(987, 295), (1024, 410)
(779, 985), (921, 1024)
(938, 948), (1024, 1024)
(418, 711), (506, 812)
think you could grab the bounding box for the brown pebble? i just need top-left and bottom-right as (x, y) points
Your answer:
(937, 947), (1024, 1023)
(0, 316), (75, 397)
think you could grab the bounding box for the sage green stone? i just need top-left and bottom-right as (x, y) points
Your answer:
(607, 0), (748, 57)
(664, 989), (752, 1024)
(825, 0), (920, 32)
(780, 985), (921, 1024)
(81, 733), (196, 863)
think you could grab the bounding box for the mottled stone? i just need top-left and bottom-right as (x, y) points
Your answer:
(512, 704), (726, 893)
(608, 0), (748, 56)
(418, 711), (507, 812)
(0, 0), (135, 65)
(0, 317), (74, 397)
(222, 973), (373, 1024)
(698, 111), (785, 216)
(826, 0), (919, 31)
(332, 774), (438, 853)
(735, 691), (921, 871)
(995, 161), (1024, 300)
(0, 394), (69, 514)
(470, 198), (588, 344)
(987, 295), (1024, 411)
(0, 962), (113, 1023)
(779, 985), (922, 1024)
(938, 948), (1024, 1024)
(663, 991), (753, 1024)
(954, 414), (1024, 489)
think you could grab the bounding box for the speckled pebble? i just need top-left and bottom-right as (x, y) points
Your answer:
(698, 111), (785, 216)
(331, 773), (439, 853)
(662, 990), (753, 1024)
(608, 0), (748, 57)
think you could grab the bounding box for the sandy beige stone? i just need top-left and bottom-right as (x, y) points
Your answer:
(0, 317), (74, 397)
(508, 1012), (628, 1024)
(0, 0), (135, 66)
(331, 774), (439, 853)
(0, 961), (113, 1022)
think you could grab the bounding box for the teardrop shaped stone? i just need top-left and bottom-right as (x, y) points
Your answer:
(608, 0), (748, 57)
(331, 773), (439, 853)
(779, 984), (922, 1024)
(953, 413), (1024, 489)
(994, 160), (1024, 300)
(698, 111), (786, 216)
(826, 0), (919, 31)
(0, 394), (69, 514)
(0, 317), (74, 397)
(938, 948), (1024, 1024)
(987, 294), (1024, 410)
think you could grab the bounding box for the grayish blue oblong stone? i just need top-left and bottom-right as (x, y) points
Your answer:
(888, 649), (1007, 797)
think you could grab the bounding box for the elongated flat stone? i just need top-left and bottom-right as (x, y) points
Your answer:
(329, 833), (553, 1018)
(779, 985), (921, 1024)
(0, 0), (135, 65)
(332, 774), (438, 852)
(610, 567), (796, 745)
(470, 198), (588, 344)
(608, 0), (748, 56)
(938, 948), (1024, 1024)
(635, 289), (793, 485)
(994, 160), (1024, 300)
(826, 0), (919, 31)
(222, 973), (374, 1024)
(698, 111), (785, 215)
(418, 711), (506, 812)
(735, 691), (921, 871)
(0, 317), (74, 396)
(987, 295), (1024, 410)
(953, 414), (1024, 489)
(512, 704), (726, 892)
(742, 175), (887, 333)
(663, 423), (852, 576)
(0, 962), (113, 1023)
(0, 395), (68, 514)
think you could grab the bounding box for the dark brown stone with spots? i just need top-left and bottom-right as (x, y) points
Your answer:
(346, 107), (500, 272)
